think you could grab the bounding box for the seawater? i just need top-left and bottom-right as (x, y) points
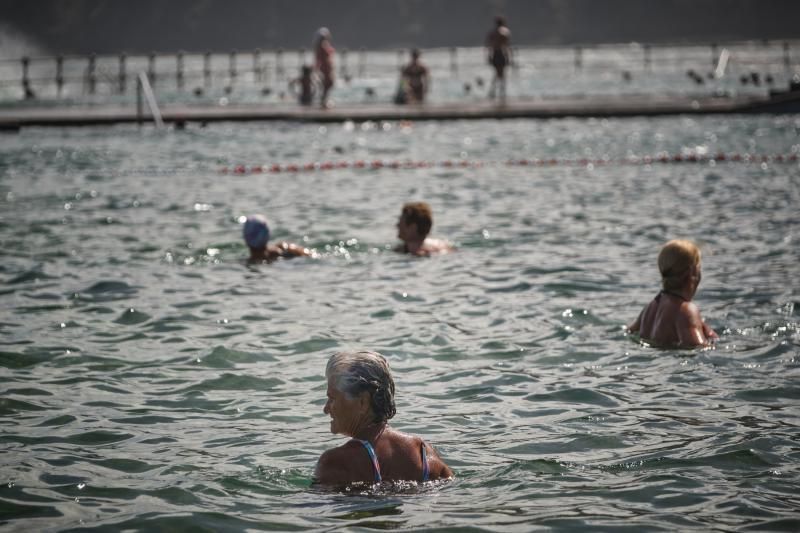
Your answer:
(1, 113), (799, 531)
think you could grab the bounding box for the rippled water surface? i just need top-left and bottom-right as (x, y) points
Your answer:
(1, 112), (799, 531)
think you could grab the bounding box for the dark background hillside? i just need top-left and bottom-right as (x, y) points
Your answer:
(1, 0), (799, 55)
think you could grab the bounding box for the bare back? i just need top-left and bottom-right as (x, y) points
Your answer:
(629, 291), (708, 347)
(314, 428), (452, 486)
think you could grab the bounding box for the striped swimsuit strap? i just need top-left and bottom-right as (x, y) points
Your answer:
(355, 439), (382, 482)
(355, 439), (430, 482)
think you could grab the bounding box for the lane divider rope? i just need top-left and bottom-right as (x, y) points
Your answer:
(220, 152), (799, 175)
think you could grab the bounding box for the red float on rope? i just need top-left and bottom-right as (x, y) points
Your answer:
(220, 151), (797, 176)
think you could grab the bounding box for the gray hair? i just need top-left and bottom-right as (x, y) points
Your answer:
(326, 351), (396, 423)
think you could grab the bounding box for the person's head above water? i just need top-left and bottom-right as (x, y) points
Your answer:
(658, 239), (701, 293)
(325, 351), (396, 431)
(243, 214), (270, 250)
(315, 350), (453, 485)
(628, 238), (716, 347)
(396, 202), (453, 256)
(398, 202), (433, 241)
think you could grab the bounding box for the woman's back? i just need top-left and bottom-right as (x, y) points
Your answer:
(316, 428), (451, 485)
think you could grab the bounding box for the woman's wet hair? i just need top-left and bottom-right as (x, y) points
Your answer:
(326, 351), (396, 423)
(658, 239), (701, 291)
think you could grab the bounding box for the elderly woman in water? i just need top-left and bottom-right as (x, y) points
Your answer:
(314, 351), (453, 485)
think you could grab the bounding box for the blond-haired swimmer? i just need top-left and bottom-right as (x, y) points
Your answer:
(395, 202), (453, 256)
(314, 351), (453, 486)
(628, 239), (718, 347)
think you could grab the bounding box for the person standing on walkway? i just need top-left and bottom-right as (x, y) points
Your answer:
(314, 27), (335, 108)
(398, 49), (430, 104)
(485, 16), (511, 101)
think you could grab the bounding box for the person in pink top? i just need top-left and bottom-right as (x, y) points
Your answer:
(314, 27), (335, 108)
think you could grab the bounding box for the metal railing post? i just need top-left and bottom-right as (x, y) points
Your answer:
(254, 48), (262, 82)
(177, 51), (184, 90)
(119, 53), (126, 93)
(204, 51), (211, 88)
(710, 43), (718, 69)
(136, 75), (143, 124)
(340, 48), (348, 79)
(229, 50), (237, 81)
(784, 41), (791, 72)
(87, 54), (96, 94)
(56, 56), (64, 96)
(148, 52), (156, 85)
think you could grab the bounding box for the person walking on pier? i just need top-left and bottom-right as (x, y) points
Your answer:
(314, 27), (335, 108)
(290, 65), (315, 106)
(397, 49), (430, 104)
(485, 16), (511, 101)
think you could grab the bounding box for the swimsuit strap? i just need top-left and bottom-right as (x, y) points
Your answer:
(354, 439), (382, 482)
(420, 441), (429, 482)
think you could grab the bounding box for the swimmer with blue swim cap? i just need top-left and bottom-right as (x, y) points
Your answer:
(243, 214), (311, 263)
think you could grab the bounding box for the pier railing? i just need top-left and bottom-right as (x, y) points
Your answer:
(1, 40), (797, 102)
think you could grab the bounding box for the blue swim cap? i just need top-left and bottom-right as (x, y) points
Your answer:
(243, 214), (270, 249)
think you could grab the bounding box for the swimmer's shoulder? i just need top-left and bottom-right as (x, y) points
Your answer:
(422, 238), (454, 255)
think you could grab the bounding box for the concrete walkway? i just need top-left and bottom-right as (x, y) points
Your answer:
(1, 91), (798, 129)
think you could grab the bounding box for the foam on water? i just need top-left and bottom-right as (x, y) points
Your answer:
(0, 113), (799, 530)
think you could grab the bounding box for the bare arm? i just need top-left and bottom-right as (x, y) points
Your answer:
(677, 302), (709, 347)
(628, 308), (643, 333)
(274, 241), (311, 258)
(425, 442), (453, 479)
(313, 449), (351, 486)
